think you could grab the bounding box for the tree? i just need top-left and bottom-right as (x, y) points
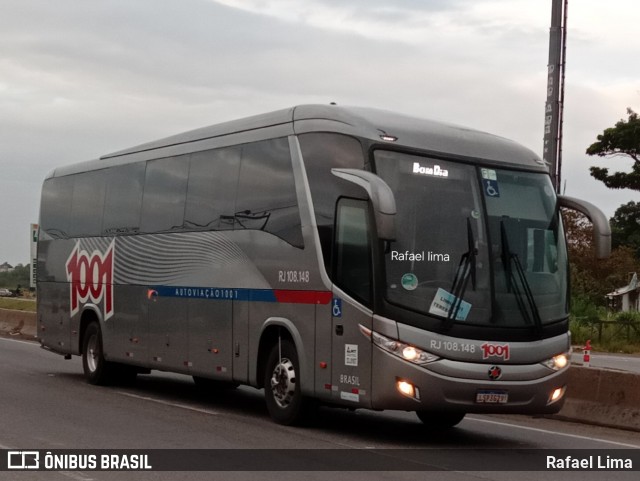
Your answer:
(611, 201), (640, 259)
(0, 264), (30, 291)
(586, 108), (640, 190)
(562, 209), (640, 306)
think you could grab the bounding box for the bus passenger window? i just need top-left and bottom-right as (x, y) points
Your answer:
(140, 156), (189, 233)
(40, 176), (74, 238)
(103, 163), (145, 236)
(70, 171), (107, 237)
(236, 138), (303, 248)
(185, 147), (240, 231)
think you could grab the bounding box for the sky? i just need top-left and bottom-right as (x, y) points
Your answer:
(1, 0), (639, 265)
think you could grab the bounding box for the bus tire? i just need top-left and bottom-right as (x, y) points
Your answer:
(416, 411), (465, 429)
(264, 340), (311, 425)
(82, 321), (115, 385)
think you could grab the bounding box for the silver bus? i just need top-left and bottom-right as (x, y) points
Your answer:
(37, 105), (610, 427)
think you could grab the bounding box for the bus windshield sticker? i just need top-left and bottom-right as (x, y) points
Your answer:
(481, 168), (500, 198)
(429, 288), (471, 321)
(481, 168), (497, 180)
(401, 273), (418, 291)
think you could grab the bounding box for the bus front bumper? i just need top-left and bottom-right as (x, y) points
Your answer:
(370, 347), (568, 415)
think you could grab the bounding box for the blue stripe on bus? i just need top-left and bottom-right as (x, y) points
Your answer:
(150, 286), (275, 302)
(148, 286), (332, 305)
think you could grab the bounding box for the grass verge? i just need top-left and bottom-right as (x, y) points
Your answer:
(0, 297), (36, 312)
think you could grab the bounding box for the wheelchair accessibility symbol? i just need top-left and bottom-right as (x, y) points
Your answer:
(484, 179), (500, 198)
(332, 298), (342, 318)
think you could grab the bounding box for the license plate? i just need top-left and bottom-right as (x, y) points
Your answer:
(475, 390), (508, 404)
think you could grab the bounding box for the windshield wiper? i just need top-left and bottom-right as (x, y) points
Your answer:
(500, 220), (543, 336)
(443, 218), (477, 329)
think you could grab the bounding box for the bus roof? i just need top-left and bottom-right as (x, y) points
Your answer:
(51, 105), (547, 178)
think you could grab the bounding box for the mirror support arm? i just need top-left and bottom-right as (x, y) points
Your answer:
(331, 168), (396, 240)
(558, 195), (611, 259)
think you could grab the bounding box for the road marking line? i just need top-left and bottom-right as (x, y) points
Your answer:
(116, 391), (219, 415)
(467, 416), (640, 448)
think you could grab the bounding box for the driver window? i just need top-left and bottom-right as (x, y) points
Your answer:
(334, 198), (372, 307)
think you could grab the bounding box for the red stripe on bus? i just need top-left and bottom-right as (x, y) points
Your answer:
(273, 290), (332, 305)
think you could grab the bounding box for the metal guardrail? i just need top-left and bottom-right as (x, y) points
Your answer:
(576, 318), (640, 342)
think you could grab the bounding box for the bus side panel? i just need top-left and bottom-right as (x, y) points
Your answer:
(314, 302), (333, 400)
(147, 296), (189, 373)
(110, 285), (148, 366)
(37, 237), (74, 355)
(232, 300), (249, 384)
(188, 298), (234, 381)
(37, 281), (72, 355)
(330, 295), (372, 409)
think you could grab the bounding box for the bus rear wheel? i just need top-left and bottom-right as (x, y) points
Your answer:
(416, 411), (465, 429)
(82, 321), (116, 385)
(264, 340), (312, 425)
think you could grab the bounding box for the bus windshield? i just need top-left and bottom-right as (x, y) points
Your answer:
(374, 150), (568, 330)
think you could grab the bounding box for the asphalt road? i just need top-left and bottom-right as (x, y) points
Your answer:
(1, 336), (639, 481)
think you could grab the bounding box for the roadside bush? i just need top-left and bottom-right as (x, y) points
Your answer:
(0, 264), (30, 290)
(615, 310), (640, 324)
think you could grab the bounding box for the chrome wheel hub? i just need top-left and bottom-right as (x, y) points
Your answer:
(86, 334), (98, 373)
(270, 357), (296, 408)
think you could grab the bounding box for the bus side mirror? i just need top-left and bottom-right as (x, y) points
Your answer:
(331, 168), (396, 241)
(558, 195), (611, 259)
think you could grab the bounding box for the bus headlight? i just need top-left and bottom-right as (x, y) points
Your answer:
(541, 352), (570, 371)
(363, 327), (438, 365)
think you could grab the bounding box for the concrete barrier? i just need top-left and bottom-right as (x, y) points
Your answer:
(0, 307), (36, 339)
(556, 365), (640, 432)
(0, 307), (638, 431)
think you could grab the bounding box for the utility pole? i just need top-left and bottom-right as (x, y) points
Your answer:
(543, 0), (568, 194)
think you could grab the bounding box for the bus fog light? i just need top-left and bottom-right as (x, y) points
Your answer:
(397, 380), (420, 400)
(548, 386), (566, 404)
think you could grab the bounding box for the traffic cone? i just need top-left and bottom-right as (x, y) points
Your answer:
(583, 340), (591, 367)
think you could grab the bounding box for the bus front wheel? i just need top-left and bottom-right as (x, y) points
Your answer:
(264, 340), (312, 425)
